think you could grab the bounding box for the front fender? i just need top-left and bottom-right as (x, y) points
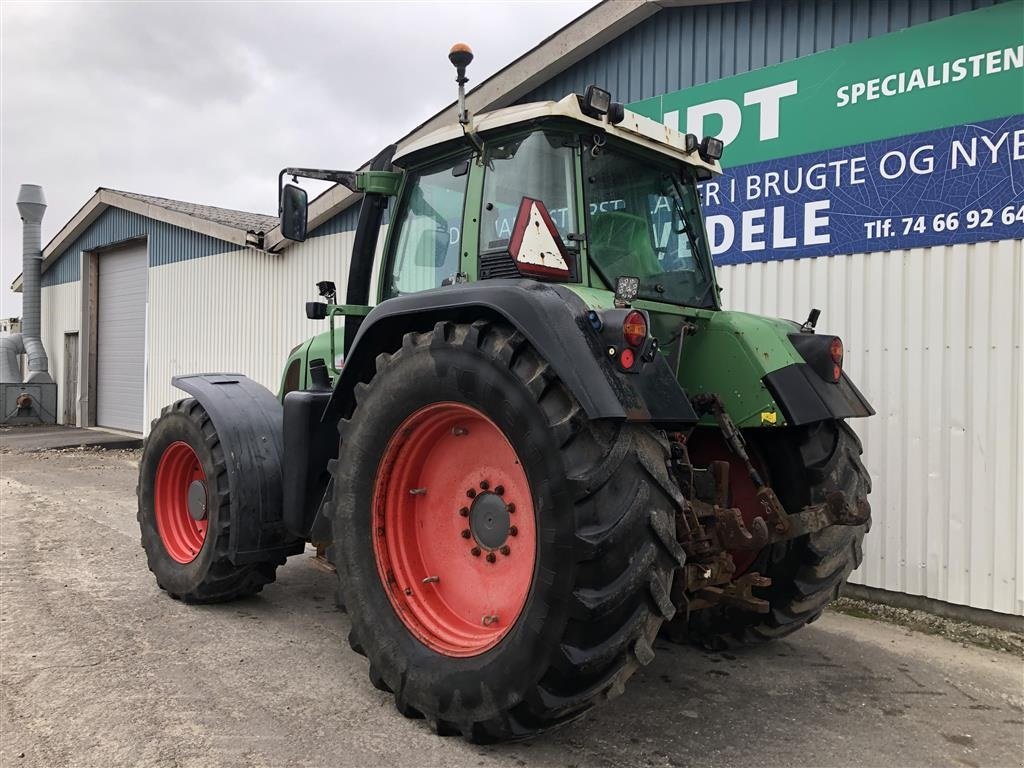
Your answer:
(172, 373), (303, 562)
(324, 279), (698, 426)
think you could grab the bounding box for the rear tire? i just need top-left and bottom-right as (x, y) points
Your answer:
(137, 398), (285, 603)
(330, 321), (684, 742)
(686, 420), (871, 645)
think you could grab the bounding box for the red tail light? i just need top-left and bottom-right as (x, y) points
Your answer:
(622, 311), (647, 348)
(829, 337), (844, 382)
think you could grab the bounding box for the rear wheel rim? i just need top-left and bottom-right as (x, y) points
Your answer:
(372, 402), (537, 657)
(154, 441), (209, 564)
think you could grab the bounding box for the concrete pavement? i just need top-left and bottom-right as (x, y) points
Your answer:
(1, 447), (1021, 767)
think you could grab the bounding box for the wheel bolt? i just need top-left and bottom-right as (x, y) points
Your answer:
(459, 507), (469, 517)
(500, 545), (511, 556)
(486, 552), (496, 563)
(482, 615), (499, 626)
(480, 480), (489, 490)
(467, 488), (476, 499)
(506, 503), (515, 514)
(471, 547), (481, 557)
(404, 587), (413, 596)
(494, 485), (505, 496)
(509, 525), (518, 537)
(461, 529), (471, 539)
(452, 426), (468, 436)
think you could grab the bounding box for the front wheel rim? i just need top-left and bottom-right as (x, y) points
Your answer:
(154, 441), (209, 564)
(372, 402), (537, 657)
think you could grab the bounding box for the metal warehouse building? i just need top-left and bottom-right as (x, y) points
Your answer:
(14, 0), (1022, 619)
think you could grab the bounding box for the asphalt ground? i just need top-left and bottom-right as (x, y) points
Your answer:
(2, 446), (1022, 768)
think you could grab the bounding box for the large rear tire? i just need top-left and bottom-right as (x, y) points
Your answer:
(329, 321), (684, 742)
(137, 398), (285, 602)
(686, 420), (871, 645)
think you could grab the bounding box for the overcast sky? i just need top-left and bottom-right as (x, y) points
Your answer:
(0, 0), (597, 316)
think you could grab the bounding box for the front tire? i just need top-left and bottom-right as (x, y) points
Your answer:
(330, 321), (684, 742)
(137, 398), (284, 602)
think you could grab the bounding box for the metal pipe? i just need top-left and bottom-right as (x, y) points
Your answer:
(16, 184), (52, 384)
(0, 333), (25, 382)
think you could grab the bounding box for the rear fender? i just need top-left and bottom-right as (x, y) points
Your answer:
(323, 279), (699, 427)
(171, 374), (304, 562)
(279, 281), (699, 536)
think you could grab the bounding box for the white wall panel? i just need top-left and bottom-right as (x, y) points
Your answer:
(39, 281), (81, 425)
(716, 240), (1023, 616)
(145, 231), (357, 429)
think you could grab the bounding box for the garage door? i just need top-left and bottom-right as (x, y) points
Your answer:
(96, 242), (147, 431)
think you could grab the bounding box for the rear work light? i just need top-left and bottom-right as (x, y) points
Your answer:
(829, 337), (844, 382)
(622, 310), (648, 347)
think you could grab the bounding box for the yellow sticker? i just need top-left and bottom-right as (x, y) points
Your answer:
(760, 410), (778, 425)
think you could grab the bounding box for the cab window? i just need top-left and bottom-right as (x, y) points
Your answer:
(583, 143), (715, 309)
(481, 132), (577, 250)
(385, 156), (469, 297)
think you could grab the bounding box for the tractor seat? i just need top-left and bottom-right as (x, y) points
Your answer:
(588, 211), (661, 279)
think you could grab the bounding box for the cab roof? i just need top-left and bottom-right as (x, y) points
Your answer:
(393, 94), (722, 175)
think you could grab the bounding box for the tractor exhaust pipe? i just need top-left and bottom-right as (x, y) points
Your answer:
(16, 184), (51, 384)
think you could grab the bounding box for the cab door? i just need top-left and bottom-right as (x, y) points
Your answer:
(379, 154), (472, 300)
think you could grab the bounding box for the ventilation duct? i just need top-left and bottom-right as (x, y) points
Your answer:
(16, 184), (51, 384)
(0, 333), (24, 382)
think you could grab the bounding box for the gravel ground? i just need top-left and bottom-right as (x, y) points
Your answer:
(2, 446), (1022, 768)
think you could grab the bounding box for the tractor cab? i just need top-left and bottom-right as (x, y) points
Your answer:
(383, 97), (722, 312)
(278, 84), (726, 392)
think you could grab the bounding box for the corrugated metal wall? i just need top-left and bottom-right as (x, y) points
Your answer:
(521, 0), (1002, 105)
(37, 205), (378, 431)
(716, 241), (1024, 615)
(39, 281), (81, 424)
(146, 231), (357, 422)
(43, 206), (239, 287)
(309, 203), (361, 238)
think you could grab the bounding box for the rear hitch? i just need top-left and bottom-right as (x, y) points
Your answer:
(662, 394), (870, 618)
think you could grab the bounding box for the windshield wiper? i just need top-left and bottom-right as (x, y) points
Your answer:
(670, 177), (717, 309)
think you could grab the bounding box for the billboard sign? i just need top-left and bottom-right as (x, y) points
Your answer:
(628, 2), (1024, 264)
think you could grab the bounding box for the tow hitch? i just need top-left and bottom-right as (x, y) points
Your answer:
(666, 394), (870, 616)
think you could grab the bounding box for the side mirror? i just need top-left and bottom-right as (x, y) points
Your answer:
(414, 226), (451, 268)
(281, 184), (308, 242)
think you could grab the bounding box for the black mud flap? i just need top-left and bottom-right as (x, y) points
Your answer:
(762, 364), (874, 426)
(282, 389), (336, 540)
(172, 374), (304, 564)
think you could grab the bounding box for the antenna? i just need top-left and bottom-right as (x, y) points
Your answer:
(448, 42), (474, 125)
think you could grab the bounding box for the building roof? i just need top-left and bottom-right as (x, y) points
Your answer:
(111, 190), (278, 234)
(11, 187), (275, 292)
(264, 0), (720, 250)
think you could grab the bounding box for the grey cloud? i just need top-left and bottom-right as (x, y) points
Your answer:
(1, 0), (597, 315)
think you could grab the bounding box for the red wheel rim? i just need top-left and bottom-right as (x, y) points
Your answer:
(372, 402), (537, 657)
(686, 431), (769, 575)
(154, 441), (209, 564)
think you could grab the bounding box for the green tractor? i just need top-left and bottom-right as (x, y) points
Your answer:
(137, 45), (872, 742)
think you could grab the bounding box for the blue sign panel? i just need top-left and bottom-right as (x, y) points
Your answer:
(699, 115), (1024, 265)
